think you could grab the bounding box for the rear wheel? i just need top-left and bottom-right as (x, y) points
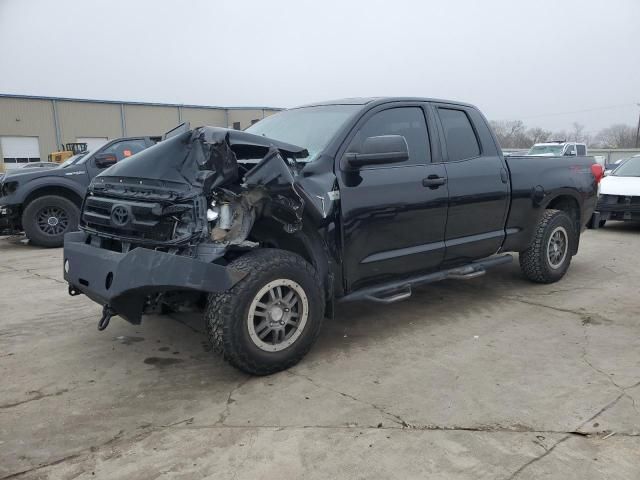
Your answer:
(599, 219), (607, 228)
(206, 249), (324, 375)
(519, 209), (576, 284)
(22, 195), (80, 247)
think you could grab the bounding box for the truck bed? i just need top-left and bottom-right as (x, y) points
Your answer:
(501, 155), (598, 253)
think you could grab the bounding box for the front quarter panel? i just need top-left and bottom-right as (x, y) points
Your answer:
(14, 173), (89, 204)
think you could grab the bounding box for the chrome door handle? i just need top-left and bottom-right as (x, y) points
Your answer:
(422, 175), (447, 188)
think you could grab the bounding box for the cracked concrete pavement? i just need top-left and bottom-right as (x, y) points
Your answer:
(1, 223), (639, 479)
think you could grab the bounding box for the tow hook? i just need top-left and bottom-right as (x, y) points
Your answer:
(68, 285), (81, 296)
(98, 305), (115, 331)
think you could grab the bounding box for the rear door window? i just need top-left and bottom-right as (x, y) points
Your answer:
(576, 144), (586, 156)
(437, 108), (480, 162)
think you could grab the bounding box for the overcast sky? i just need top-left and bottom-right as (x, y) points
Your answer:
(1, 0), (638, 133)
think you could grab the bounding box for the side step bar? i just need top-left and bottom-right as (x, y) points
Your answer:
(340, 254), (513, 305)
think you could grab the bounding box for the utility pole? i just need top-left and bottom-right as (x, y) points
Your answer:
(636, 103), (640, 148)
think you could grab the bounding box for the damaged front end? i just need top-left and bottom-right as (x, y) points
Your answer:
(64, 126), (326, 326)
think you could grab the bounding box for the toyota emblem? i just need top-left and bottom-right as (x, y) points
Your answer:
(111, 205), (130, 227)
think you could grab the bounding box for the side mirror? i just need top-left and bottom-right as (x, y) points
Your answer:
(343, 135), (409, 170)
(564, 150), (576, 156)
(94, 153), (117, 169)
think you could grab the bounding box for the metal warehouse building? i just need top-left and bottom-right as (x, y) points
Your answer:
(0, 94), (280, 171)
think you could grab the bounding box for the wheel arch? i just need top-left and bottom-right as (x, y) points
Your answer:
(23, 185), (84, 210)
(249, 217), (336, 301)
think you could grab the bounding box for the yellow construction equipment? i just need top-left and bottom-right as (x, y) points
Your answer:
(48, 143), (88, 164)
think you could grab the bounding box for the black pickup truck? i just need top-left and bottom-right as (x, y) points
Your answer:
(0, 136), (158, 246)
(63, 97), (601, 375)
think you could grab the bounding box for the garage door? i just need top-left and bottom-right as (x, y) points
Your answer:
(0, 136), (41, 171)
(76, 137), (109, 153)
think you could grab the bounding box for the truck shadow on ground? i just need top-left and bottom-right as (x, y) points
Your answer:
(164, 260), (542, 370)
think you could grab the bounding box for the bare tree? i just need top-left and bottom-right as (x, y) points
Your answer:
(570, 122), (586, 142)
(490, 120), (532, 148)
(594, 124), (636, 148)
(490, 119), (638, 149)
(527, 127), (551, 144)
(508, 120), (524, 136)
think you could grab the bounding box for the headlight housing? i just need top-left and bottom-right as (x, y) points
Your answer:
(0, 180), (19, 197)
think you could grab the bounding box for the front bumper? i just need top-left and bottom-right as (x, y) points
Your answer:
(0, 204), (20, 232)
(596, 195), (640, 222)
(63, 231), (246, 324)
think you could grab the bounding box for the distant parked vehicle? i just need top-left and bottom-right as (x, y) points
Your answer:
(604, 156), (635, 176)
(503, 149), (529, 157)
(527, 141), (587, 157)
(593, 156), (640, 227)
(18, 162), (59, 169)
(0, 136), (159, 246)
(48, 142), (89, 165)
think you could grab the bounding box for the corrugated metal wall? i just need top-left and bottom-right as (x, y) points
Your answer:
(124, 104), (180, 136)
(57, 101), (122, 144)
(180, 107), (226, 129)
(228, 109), (266, 130)
(0, 97), (282, 166)
(0, 98), (58, 162)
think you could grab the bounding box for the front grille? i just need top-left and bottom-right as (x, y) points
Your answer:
(82, 195), (179, 242)
(597, 194), (640, 212)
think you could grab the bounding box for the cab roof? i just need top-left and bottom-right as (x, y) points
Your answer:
(297, 97), (476, 109)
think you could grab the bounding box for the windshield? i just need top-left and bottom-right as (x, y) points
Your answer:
(613, 156), (640, 177)
(59, 152), (89, 168)
(527, 144), (564, 155)
(245, 105), (360, 161)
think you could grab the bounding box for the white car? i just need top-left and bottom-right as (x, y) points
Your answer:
(595, 156), (640, 227)
(603, 156), (635, 176)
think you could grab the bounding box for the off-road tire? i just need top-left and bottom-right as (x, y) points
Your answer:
(205, 249), (325, 375)
(519, 209), (576, 284)
(22, 195), (80, 248)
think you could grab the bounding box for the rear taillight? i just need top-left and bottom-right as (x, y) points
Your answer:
(591, 163), (604, 184)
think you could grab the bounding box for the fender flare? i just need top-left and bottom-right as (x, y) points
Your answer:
(16, 177), (86, 206)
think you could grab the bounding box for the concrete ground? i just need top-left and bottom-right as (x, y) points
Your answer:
(1, 223), (639, 480)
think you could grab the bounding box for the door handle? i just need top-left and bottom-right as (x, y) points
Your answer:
(422, 175), (447, 189)
(500, 168), (508, 184)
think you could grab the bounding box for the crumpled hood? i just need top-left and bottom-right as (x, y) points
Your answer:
(599, 175), (640, 196)
(97, 126), (308, 189)
(89, 126), (336, 228)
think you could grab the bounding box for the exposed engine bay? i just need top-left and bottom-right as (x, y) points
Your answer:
(81, 125), (334, 260)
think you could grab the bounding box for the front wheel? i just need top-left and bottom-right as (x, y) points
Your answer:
(22, 195), (80, 247)
(206, 249), (325, 375)
(519, 209), (576, 284)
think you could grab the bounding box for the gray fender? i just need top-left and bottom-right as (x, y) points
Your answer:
(14, 176), (87, 205)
